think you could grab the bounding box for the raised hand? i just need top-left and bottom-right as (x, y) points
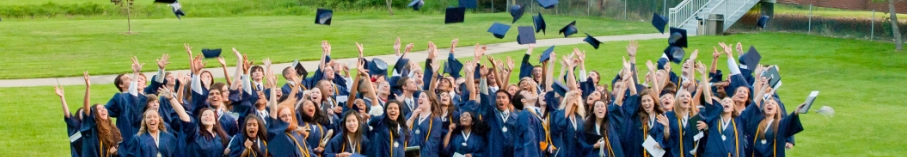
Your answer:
(177, 72), (189, 84)
(736, 42), (744, 54)
(656, 114), (669, 126)
(184, 43), (193, 55)
(712, 46), (721, 59)
(450, 38), (459, 53)
(464, 60), (476, 73)
(242, 54), (253, 74)
(157, 54), (170, 69)
(431, 62), (441, 73)
(427, 41), (437, 59)
(719, 42), (733, 56)
(479, 66), (489, 76)
(695, 61), (707, 75)
(506, 56), (514, 70)
(626, 40), (639, 57)
(83, 71), (91, 87)
(262, 58), (272, 69)
(690, 49), (699, 61)
(216, 57), (227, 67)
(394, 37), (402, 55)
(621, 57), (631, 70)
(404, 43), (415, 56)
(159, 87), (173, 99)
(55, 86), (64, 98)
(131, 56), (144, 73)
(322, 40), (332, 56)
(645, 60), (656, 72)
(232, 47), (242, 58)
(448, 123), (456, 131)
(356, 42), (365, 58)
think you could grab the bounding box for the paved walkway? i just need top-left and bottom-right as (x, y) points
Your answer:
(0, 33), (669, 87)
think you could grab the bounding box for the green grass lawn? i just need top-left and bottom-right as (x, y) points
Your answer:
(2, 32), (905, 156)
(0, 13), (654, 79)
(774, 3), (907, 20)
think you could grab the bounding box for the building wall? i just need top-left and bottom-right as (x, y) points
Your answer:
(777, 0), (907, 14)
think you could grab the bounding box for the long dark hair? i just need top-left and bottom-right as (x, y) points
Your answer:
(452, 111), (490, 136)
(341, 111), (363, 152)
(384, 100), (410, 140)
(637, 89), (665, 128)
(91, 104), (123, 149)
(242, 114), (267, 157)
(299, 99), (331, 126)
(511, 90), (527, 110)
(196, 108), (229, 146)
(584, 100), (610, 137)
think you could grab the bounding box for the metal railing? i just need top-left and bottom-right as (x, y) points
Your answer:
(668, 0), (711, 27)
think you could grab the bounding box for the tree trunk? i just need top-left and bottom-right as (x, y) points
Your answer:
(889, 0), (903, 51)
(127, 3), (132, 34)
(386, 0), (394, 15)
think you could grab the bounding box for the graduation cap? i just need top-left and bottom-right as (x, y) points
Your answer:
(201, 48), (222, 59)
(533, 13), (546, 34)
(290, 59), (309, 78)
(652, 13), (668, 34)
(393, 58), (411, 75)
(154, 0), (177, 3)
(668, 27), (688, 48)
(168, 1), (185, 20)
(739, 46), (762, 66)
(315, 9), (333, 25)
(510, 5), (525, 24)
(558, 21), (577, 38)
(459, 0), (477, 9)
(537, 0), (558, 9)
(552, 81), (568, 96)
(445, 7), (466, 24)
(583, 33), (601, 49)
(368, 58), (389, 76)
(389, 76), (404, 97)
(444, 60), (464, 79)
(408, 0), (424, 11)
(657, 58), (668, 70)
(539, 46), (555, 63)
(762, 66), (781, 88)
(757, 15), (770, 28)
(488, 22), (511, 39)
(663, 46), (685, 64)
(517, 26), (536, 45)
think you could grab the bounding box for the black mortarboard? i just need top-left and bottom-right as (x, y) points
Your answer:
(537, 0), (558, 9)
(558, 21), (577, 37)
(472, 65), (482, 79)
(488, 22), (511, 39)
(533, 13), (546, 34)
(408, 0), (424, 11)
(389, 76), (403, 97)
(757, 15), (770, 28)
(169, 1), (184, 20)
(740, 46), (762, 66)
(517, 26), (536, 45)
(315, 9), (333, 25)
(510, 5), (525, 24)
(444, 60), (464, 79)
(154, 0), (177, 3)
(368, 58), (389, 76)
(552, 81), (568, 96)
(539, 46), (555, 63)
(291, 59), (309, 78)
(583, 33), (601, 49)
(668, 27), (688, 48)
(201, 48), (221, 58)
(459, 0), (477, 9)
(663, 46), (685, 64)
(657, 58), (668, 70)
(445, 7), (466, 24)
(652, 13), (668, 34)
(763, 66), (781, 88)
(393, 58), (410, 75)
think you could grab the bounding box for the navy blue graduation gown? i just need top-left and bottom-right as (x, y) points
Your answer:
(365, 116), (407, 157)
(65, 116), (83, 157)
(552, 111), (587, 157)
(664, 111), (703, 157)
(282, 83), (306, 101)
(79, 109), (117, 157)
(189, 90), (240, 138)
(699, 100), (747, 157)
(614, 95), (668, 157)
(104, 93), (144, 146)
(180, 119), (226, 157)
(445, 131), (486, 157)
(408, 116), (443, 157)
(323, 133), (369, 157)
(300, 121), (329, 150)
(580, 124), (625, 157)
(266, 117), (318, 157)
(516, 109), (542, 157)
(519, 53), (534, 79)
(227, 134), (268, 157)
(125, 132), (178, 157)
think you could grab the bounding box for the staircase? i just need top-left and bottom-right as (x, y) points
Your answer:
(669, 0), (761, 35)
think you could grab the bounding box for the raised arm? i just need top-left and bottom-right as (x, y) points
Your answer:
(503, 56), (515, 87)
(155, 54), (170, 84)
(82, 71), (91, 116)
(129, 56), (144, 96)
(164, 85), (191, 122)
(464, 60), (477, 101)
(645, 60), (660, 95)
(264, 63), (279, 119)
(56, 86), (71, 118)
(545, 52), (556, 92)
(320, 41), (331, 71)
(564, 48), (580, 91)
(699, 62), (712, 105)
(216, 56), (233, 87)
(692, 61), (705, 107)
(177, 73), (188, 105)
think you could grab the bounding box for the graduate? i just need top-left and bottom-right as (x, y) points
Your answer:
(612, 60), (670, 157)
(511, 90), (543, 157)
(297, 99), (332, 155)
(263, 72), (318, 157)
(324, 111), (369, 157)
(552, 91), (587, 157)
(125, 109), (179, 157)
(581, 100), (625, 157)
(699, 90), (749, 156)
(171, 55), (231, 157)
(396, 77), (422, 119)
(405, 91), (442, 157)
(743, 75), (805, 157)
(661, 60), (707, 157)
(227, 115), (269, 157)
(102, 57), (150, 149)
(188, 56), (240, 139)
(55, 85), (84, 157)
(82, 71), (125, 157)
(441, 111), (487, 157)
(365, 100), (409, 157)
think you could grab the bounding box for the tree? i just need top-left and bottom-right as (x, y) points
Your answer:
(386, 0), (395, 15)
(874, 0), (903, 51)
(111, 0), (135, 34)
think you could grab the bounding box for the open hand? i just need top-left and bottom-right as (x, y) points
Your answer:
(450, 38), (459, 53)
(216, 57), (226, 66)
(626, 40), (639, 57)
(656, 114), (669, 126)
(394, 37), (402, 55)
(131, 56), (145, 73)
(55, 86), (65, 98)
(157, 54), (170, 69)
(83, 71), (91, 87)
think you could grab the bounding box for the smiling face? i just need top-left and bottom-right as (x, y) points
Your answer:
(201, 110), (217, 126)
(413, 71), (424, 85)
(495, 92), (510, 111)
(594, 101), (607, 119)
(507, 85), (519, 96)
(676, 90), (692, 109)
(324, 66), (336, 80)
(220, 86), (230, 103)
(532, 67), (543, 79)
(459, 112), (473, 127)
(387, 102), (401, 120)
(144, 110), (161, 132)
(439, 78), (453, 92)
(378, 82), (391, 96)
(165, 73), (176, 86)
(439, 92), (452, 106)
(279, 108), (293, 123)
(345, 113), (360, 133)
(763, 98), (778, 116)
(208, 89), (223, 107)
(303, 101), (317, 117)
(641, 95), (656, 114)
(721, 98), (735, 113)
(95, 105), (109, 120)
(245, 118), (260, 139)
(590, 71), (601, 84)
(682, 60), (693, 76)
(310, 88), (323, 103)
(519, 79), (533, 91)
(418, 93), (430, 107)
(148, 100), (160, 111)
(660, 93), (675, 111)
(586, 92), (601, 105)
(319, 81), (333, 97)
(255, 91), (267, 106)
(734, 87), (750, 103)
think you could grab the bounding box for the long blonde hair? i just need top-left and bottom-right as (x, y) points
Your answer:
(137, 110), (168, 135)
(558, 91), (586, 118)
(756, 97), (782, 140)
(672, 89), (700, 119)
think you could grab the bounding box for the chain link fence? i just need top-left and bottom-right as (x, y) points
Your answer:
(729, 3), (907, 42)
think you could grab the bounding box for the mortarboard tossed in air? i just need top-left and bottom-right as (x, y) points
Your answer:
(408, 0), (425, 11)
(537, 0), (558, 9)
(368, 58), (389, 76)
(167, 0), (185, 20)
(291, 59), (309, 78)
(154, 0), (177, 3)
(552, 81), (568, 96)
(652, 13), (668, 34)
(444, 60), (464, 79)
(315, 9), (333, 25)
(510, 5), (525, 24)
(445, 7), (466, 24)
(533, 13), (546, 34)
(459, 0), (477, 9)
(559, 21), (577, 37)
(757, 15), (770, 28)
(663, 46), (685, 64)
(583, 33), (601, 49)
(762, 66), (781, 88)
(539, 46), (555, 63)
(517, 26), (536, 45)
(668, 27), (688, 48)
(488, 22), (511, 39)
(201, 48), (222, 59)
(393, 57), (411, 76)
(739, 46), (762, 66)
